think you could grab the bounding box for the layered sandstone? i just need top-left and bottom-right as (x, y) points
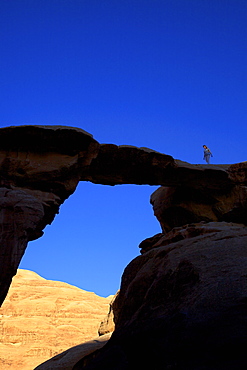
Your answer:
(0, 269), (112, 370)
(34, 293), (118, 370)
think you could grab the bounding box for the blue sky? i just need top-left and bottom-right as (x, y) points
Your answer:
(1, 0), (246, 296)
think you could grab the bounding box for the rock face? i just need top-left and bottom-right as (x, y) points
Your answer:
(34, 293), (118, 370)
(98, 292), (119, 336)
(0, 269), (112, 370)
(34, 333), (112, 370)
(150, 182), (247, 232)
(74, 222), (247, 370)
(1, 124), (247, 370)
(0, 125), (99, 306)
(1, 124), (246, 306)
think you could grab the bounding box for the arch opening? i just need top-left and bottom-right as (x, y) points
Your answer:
(19, 182), (161, 297)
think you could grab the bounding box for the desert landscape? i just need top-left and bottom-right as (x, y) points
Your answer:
(0, 269), (113, 369)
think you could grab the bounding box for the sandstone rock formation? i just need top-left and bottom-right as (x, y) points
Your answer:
(73, 222), (247, 370)
(34, 292), (118, 370)
(0, 269), (112, 370)
(1, 124), (245, 306)
(98, 291), (119, 336)
(34, 333), (112, 370)
(1, 124), (247, 369)
(138, 221), (246, 254)
(150, 180), (247, 232)
(0, 125), (99, 306)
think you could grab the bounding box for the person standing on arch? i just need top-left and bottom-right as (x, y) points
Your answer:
(203, 145), (213, 164)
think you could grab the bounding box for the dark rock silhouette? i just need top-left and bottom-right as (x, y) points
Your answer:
(0, 125), (99, 306)
(151, 179), (247, 232)
(73, 222), (247, 370)
(0, 124), (236, 306)
(1, 125), (247, 370)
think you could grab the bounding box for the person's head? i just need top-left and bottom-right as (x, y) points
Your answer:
(203, 145), (207, 149)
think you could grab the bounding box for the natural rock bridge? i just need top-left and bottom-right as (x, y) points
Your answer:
(0, 125), (246, 306)
(1, 125), (247, 369)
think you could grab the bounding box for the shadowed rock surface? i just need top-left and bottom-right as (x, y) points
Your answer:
(98, 292), (118, 336)
(73, 222), (247, 370)
(0, 125), (245, 306)
(1, 125), (247, 370)
(34, 333), (112, 370)
(0, 126), (223, 304)
(0, 125), (99, 306)
(150, 181), (247, 232)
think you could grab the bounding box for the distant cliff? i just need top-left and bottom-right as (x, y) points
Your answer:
(0, 269), (112, 370)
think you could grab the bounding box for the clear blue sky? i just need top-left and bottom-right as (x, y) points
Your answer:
(1, 0), (246, 296)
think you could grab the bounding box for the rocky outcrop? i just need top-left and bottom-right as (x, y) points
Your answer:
(0, 269), (112, 370)
(34, 292), (118, 370)
(0, 125), (243, 306)
(33, 293), (118, 370)
(0, 125), (99, 306)
(138, 221), (240, 254)
(74, 222), (247, 369)
(71, 164), (247, 369)
(1, 124), (247, 369)
(150, 181), (247, 232)
(98, 291), (118, 336)
(34, 334), (112, 370)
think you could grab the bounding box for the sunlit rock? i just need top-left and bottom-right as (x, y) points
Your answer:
(0, 269), (112, 370)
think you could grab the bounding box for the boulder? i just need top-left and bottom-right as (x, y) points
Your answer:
(34, 333), (112, 370)
(98, 291), (118, 336)
(74, 222), (247, 369)
(138, 221), (237, 254)
(150, 182), (247, 232)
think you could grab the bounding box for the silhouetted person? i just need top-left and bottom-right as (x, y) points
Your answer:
(203, 145), (213, 164)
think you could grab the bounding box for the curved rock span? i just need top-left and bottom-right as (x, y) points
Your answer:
(0, 124), (246, 306)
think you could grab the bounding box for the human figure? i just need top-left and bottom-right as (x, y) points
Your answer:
(203, 145), (213, 164)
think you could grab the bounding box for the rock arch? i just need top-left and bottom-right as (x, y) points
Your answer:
(0, 125), (246, 305)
